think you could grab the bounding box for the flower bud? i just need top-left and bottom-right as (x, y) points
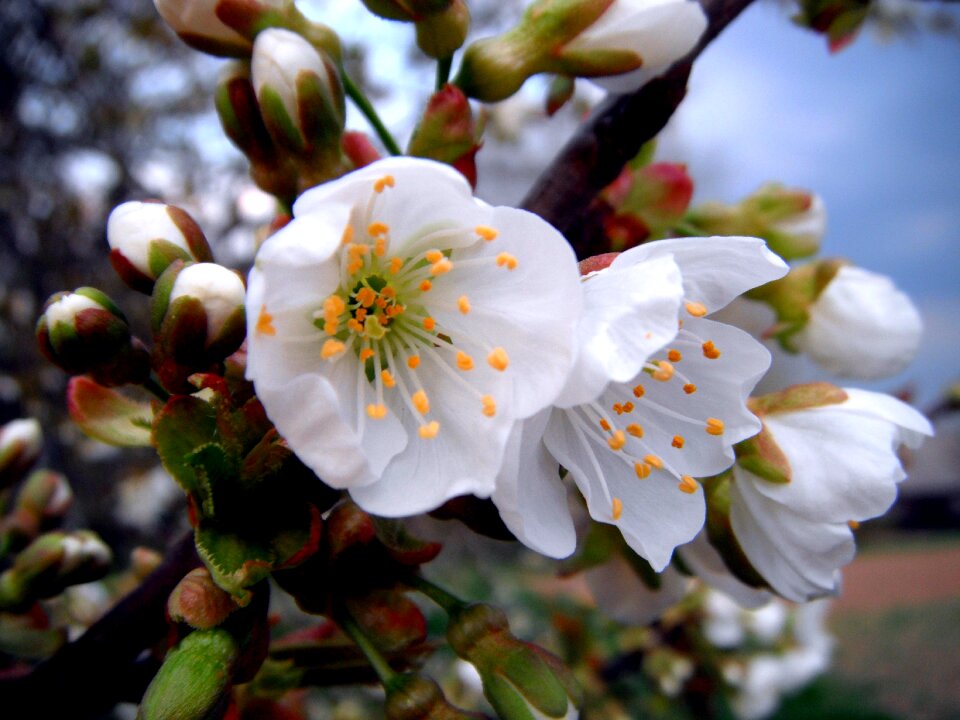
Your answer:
(0, 531), (112, 613)
(36, 288), (151, 386)
(407, 85), (480, 187)
(359, 0), (453, 22)
(107, 201), (214, 293)
(168, 567), (241, 630)
(794, 0), (871, 52)
(0, 470), (73, 554)
(251, 28), (346, 163)
(446, 603), (581, 720)
(151, 262), (247, 391)
(0, 418), (43, 490)
(385, 673), (489, 720)
(154, 0), (260, 56)
(600, 161), (693, 247)
(415, 0), (470, 59)
(687, 184), (825, 260)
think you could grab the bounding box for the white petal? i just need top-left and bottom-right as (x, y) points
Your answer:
(586, 553), (690, 625)
(492, 410), (576, 558)
(678, 533), (772, 609)
(613, 237), (788, 314)
(555, 254), (683, 408)
(729, 469), (854, 602)
(839, 388), (933, 448)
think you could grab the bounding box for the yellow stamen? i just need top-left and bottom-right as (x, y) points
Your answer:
(374, 237), (387, 257)
(634, 462), (651, 480)
(419, 279), (433, 292)
(683, 383), (698, 395)
(341, 224), (354, 245)
(324, 320), (339, 335)
(679, 475), (699, 494)
(487, 347), (509, 371)
(425, 249), (444, 264)
(653, 361), (675, 382)
(458, 295), (471, 314)
(705, 418), (725, 436)
(685, 301), (708, 317)
(381, 286), (396, 299)
(423, 317), (436, 331)
(324, 294), (345, 317)
(702, 340), (721, 360)
(389, 257), (403, 274)
(359, 348), (375, 362)
(495, 252), (518, 270)
(633, 384), (646, 398)
(368, 221), (388, 236)
(407, 355), (421, 370)
(381, 370), (396, 388)
(848, 520), (860, 530)
(356, 287), (377, 308)
(430, 258), (453, 275)
(374, 175), (395, 193)
(347, 318), (364, 334)
(256, 305), (276, 336)
(412, 389), (430, 414)
(613, 403), (624, 415)
(321, 339), (346, 360)
(419, 421), (440, 439)
(667, 349), (682, 362)
(456, 351), (474, 371)
(366, 403), (388, 419)
(672, 435), (685, 449)
(355, 308), (368, 322)
(622, 401), (635, 413)
(626, 423), (644, 438)
(476, 225), (498, 241)
(644, 454), (664, 470)
(481, 395), (496, 417)
(611, 497), (623, 520)
(599, 418), (611, 432)
(607, 430), (626, 451)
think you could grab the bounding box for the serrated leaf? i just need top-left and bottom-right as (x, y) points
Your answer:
(67, 377), (153, 447)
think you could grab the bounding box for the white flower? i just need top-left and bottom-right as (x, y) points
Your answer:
(493, 237), (788, 570)
(729, 387), (933, 601)
(792, 265), (922, 379)
(566, 0), (708, 93)
(246, 157), (581, 516)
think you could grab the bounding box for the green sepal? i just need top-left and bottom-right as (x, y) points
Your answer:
(734, 423), (792, 485)
(702, 472), (768, 589)
(147, 239), (194, 280)
(748, 381), (849, 416)
(372, 517), (442, 566)
(259, 85), (306, 153)
(344, 589), (428, 654)
(67, 376), (153, 447)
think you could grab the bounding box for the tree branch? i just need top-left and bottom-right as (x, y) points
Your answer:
(522, 0), (757, 256)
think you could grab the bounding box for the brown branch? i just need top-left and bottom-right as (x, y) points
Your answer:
(522, 0), (758, 256)
(0, 531), (200, 718)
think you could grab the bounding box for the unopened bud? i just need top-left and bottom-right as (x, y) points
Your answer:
(447, 603), (581, 720)
(168, 567), (240, 630)
(600, 161), (693, 247)
(415, 0), (470, 59)
(794, 0), (871, 52)
(252, 28), (345, 158)
(1, 470), (73, 553)
(0, 419), (43, 490)
(408, 84), (480, 187)
(385, 673), (489, 720)
(154, 0), (262, 56)
(36, 288), (150, 386)
(360, 0), (452, 21)
(107, 201), (214, 293)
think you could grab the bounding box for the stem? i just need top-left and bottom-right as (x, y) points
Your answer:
(337, 609), (398, 686)
(404, 572), (464, 615)
(435, 56), (453, 91)
(143, 376), (170, 402)
(341, 72), (402, 157)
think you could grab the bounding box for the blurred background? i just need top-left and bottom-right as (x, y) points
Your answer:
(0, 0), (958, 717)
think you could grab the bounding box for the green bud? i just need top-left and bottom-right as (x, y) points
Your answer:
(1, 470), (73, 553)
(168, 567), (241, 630)
(415, 0), (470, 59)
(360, 0), (453, 22)
(385, 673), (489, 719)
(407, 84), (479, 186)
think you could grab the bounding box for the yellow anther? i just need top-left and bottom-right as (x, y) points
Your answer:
(347, 318), (364, 334)
(458, 295), (471, 314)
(324, 320), (339, 336)
(634, 462), (651, 480)
(389, 257), (403, 274)
(613, 403), (624, 415)
(679, 475), (699, 494)
(347, 260), (363, 275)
(356, 287), (377, 308)
(653, 361), (675, 382)
(702, 340), (721, 360)
(495, 252), (518, 270)
(599, 418), (611, 431)
(256, 305), (276, 336)
(626, 423), (644, 438)
(407, 355), (421, 370)
(347, 243), (370, 258)
(321, 339), (346, 360)
(672, 435), (685, 449)
(456, 351), (474, 371)
(324, 294), (345, 317)
(381, 286), (396, 299)
(848, 520), (860, 530)
(476, 225), (498, 241)
(425, 249), (444, 264)
(633, 384), (646, 398)
(374, 237), (387, 257)
(359, 348), (375, 362)
(368, 221), (389, 236)
(705, 418), (725, 436)
(611, 497), (623, 521)
(607, 430), (626, 451)
(381, 370), (396, 388)
(419, 279), (433, 292)
(622, 402), (635, 413)
(341, 224), (355, 245)
(683, 383), (698, 395)
(667, 349), (683, 362)
(487, 347), (509, 371)
(355, 308), (368, 322)
(423, 317), (436, 331)
(366, 403), (388, 420)
(412, 389), (430, 414)
(419, 421), (440, 439)
(644, 454), (664, 470)
(385, 304), (405, 318)
(374, 175), (395, 193)
(481, 395), (496, 417)
(685, 301), (708, 317)
(430, 258), (453, 275)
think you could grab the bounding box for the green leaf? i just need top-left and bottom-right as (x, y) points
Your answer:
(67, 376), (153, 447)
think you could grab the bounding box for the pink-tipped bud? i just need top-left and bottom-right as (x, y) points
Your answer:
(407, 85), (480, 187)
